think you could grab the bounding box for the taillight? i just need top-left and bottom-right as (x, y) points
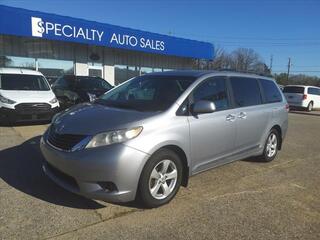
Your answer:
(285, 103), (290, 112)
(303, 94), (307, 100)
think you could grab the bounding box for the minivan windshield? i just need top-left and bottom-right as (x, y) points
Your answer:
(96, 75), (196, 112)
(0, 74), (50, 91)
(283, 86), (304, 94)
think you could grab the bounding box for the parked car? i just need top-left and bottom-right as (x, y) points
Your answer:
(283, 85), (320, 111)
(0, 68), (59, 123)
(40, 71), (288, 208)
(52, 75), (113, 109)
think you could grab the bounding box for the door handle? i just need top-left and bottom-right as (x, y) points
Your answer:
(238, 112), (247, 119)
(226, 114), (236, 122)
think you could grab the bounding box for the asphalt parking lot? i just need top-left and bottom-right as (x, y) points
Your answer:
(0, 112), (319, 240)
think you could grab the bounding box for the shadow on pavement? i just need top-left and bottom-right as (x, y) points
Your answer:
(242, 157), (267, 163)
(289, 110), (320, 117)
(0, 120), (51, 127)
(0, 136), (105, 209)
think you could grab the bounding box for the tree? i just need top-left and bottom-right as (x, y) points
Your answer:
(210, 47), (270, 75)
(209, 46), (231, 70)
(275, 73), (320, 86)
(230, 48), (266, 73)
(194, 47), (270, 75)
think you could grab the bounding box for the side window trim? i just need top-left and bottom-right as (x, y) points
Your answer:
(257, 78), (267, 104)
(225, 76), (236, 109)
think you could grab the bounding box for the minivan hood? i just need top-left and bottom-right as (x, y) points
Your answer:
(0, 90), (55, 103)
(53, 103), (157, 135)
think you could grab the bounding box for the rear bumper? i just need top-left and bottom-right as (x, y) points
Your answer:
(0, 106), (59, 122)
(287, 101), (308, 109)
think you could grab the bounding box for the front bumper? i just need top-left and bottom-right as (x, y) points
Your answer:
(0, 106), (60, 122)
(40, 134), (150, 203)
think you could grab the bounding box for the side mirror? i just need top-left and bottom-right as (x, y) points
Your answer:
(192, 100), (216, 114)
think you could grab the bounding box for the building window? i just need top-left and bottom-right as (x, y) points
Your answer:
(0, 56), (36, 69)
(153, 68), (162, 72)
(115, 65), (127, 85)
(128, 66), (139, 79)
(115, 65), (140, 85)
(88, 62), (102, 67)
(37, 58), (74, 84)
(140, 67), (153, 75)
(88, 62), (103, 78)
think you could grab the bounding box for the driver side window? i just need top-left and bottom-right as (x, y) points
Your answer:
(192, 77), (229, 111)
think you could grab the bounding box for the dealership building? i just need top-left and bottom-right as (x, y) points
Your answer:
(0, 5), (214, 85)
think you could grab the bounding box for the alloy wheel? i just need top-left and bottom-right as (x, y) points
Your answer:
(266, 133), (277, 158)
(148, 159), (178, 200)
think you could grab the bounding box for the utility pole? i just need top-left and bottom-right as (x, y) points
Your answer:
(287, 57), (291, 82)
(270, 54), (273, 72)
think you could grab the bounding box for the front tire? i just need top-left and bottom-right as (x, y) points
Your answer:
(138, 149), (182, 208)
(259, 129), (280, 162)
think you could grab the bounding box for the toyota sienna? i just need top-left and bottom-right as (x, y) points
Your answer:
(41, 71), (288, 208)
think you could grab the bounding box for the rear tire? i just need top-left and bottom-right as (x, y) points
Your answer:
(259, 129), (280, 162)
(137, 149), (182, 208)
(307, 102), (313, 112)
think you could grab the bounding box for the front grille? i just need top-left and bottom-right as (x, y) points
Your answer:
(45, 161), (79, 190)
(48, 126), (87, 151)
(15, 103), (51, 113)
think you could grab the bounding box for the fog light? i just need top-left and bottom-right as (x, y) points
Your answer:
(98, 182), (118, 192)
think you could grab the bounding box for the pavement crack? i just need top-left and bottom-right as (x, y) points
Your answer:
(93, 209), (104, 221)
(42, 208), (142, 240)
(208, 183), (307, 201)
(290, 183), (306, 190)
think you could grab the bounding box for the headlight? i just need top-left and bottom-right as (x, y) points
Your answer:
(87, 93), (96, 102)
(49, 97), (58, 104)
(86, 126), (143, 148)
(0, 95), (16, 104)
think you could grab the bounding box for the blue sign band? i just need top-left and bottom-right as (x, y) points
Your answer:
(0, 5), (214, 60)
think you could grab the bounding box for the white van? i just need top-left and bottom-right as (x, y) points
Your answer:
(283, 85), (320, 111)
(0, 68), (60, 123)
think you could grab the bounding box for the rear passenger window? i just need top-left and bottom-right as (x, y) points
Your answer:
(260, 79), (282, 103)
(192, 77), (229, 111)
(308, 87), (319, 95)
(230, 77), (261, 107)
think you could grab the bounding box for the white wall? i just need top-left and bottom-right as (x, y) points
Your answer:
(104, 65), (115, 85)
(75, 62), (88, 76)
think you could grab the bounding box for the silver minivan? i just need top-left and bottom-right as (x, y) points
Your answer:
(41, 71), (288, 208)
